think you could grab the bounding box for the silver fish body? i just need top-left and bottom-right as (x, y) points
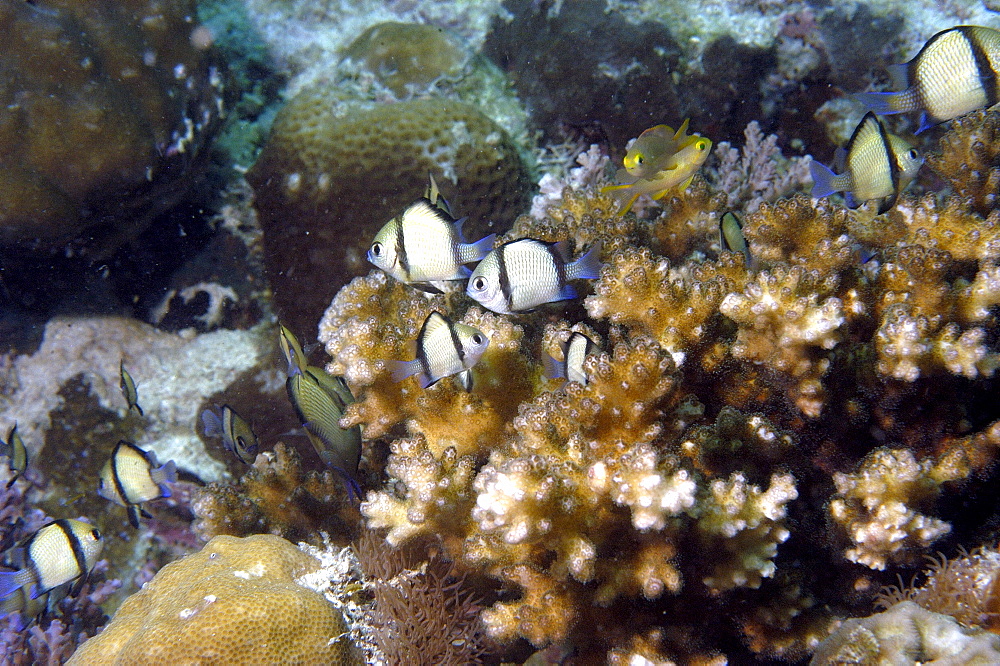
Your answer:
(0, 519), (103, 600)
(202, 405), (259, 465)
(367, 198), (495, 289)
(0, 423), (27, 488)
(809, 112), (922, 214)
(119, 361), (143, 416)
(388, 311), (489, 388)
(543, 332), (597, 386)
(98, 440), (176, 528)
(467, 239), (603, 314)
(856, 26), (1000, 132)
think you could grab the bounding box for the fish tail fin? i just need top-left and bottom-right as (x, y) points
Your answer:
(852, 91), (907, 116)
(600, 183), (641, 215)
(461, 233), (496, 263)
(127, 505), (141, 529)
(0, 570), (29, 601)
(201, 408), (222, 438)
(568, 240), (603, 280)
(152, 460), (177, 496)
(386, 359), (419, 383)
(338, 469), (363, 504)
(809, 161), (840, 198)
(542, 352), (565, 380)
(915, 112), (936, 134)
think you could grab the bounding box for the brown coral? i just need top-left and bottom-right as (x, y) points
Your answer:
(191, 444), (359, 546)
(0, 0), (222, 251)
(248, 91), (533, 333)
(68, 535), (359, 664)
(926, 108), (1000, 217)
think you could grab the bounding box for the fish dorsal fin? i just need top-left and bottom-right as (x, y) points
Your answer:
(672, 117), (691, 140)
(419, 312), (450, 345)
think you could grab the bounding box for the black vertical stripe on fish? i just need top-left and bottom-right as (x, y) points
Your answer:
(415, 313), (434, 381)
(53, 520), (87, 583)
(874, 116), (899, 214)
(496, 243), (514, 312)
(394, 216), (409, 281)
(448, 314), (465, 365)
(546, 243), (568, 291)
(963, 27), (998, 106)
(23, 530), (43, 594)
(110, 442), (131, 505)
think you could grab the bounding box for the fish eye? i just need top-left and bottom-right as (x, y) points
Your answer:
(697, 141), (707, 150)
(91, 528), (101, 540)
(472, 333), (484, 345)
(370, 242), (383, 257)
(908, 148), (919, 160)
(636, 155), (643, 165)
(472, 276), (487, 291)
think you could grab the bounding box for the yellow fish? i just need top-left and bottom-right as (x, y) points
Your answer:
(601, 119), (712, 214)
(119, 361), (143, 417)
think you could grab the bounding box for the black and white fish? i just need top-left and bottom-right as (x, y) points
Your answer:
(856, 26), (1000, 133)
(543, 332), (598, 386)
(0, 519), (103, 600)
(467, 239), (602, 314)
(97, 441), (176, 528)
(367, 185), (495, 292)
(810, 112), (922, 214)
(387, 311), (489, 389)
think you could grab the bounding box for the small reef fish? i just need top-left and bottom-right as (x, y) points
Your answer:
(279, 325), (363, 500)
(0, 519), (104, 600)
(202, 405), (260, 465)
(97, 440), (176, 528)
(809, 112), (922, 214)
(855, 25), (1000, 133)
(367, 177), (495, 292)
(0, 584), (53, 626)
(0, 423), (27, 488)
(719, 212), (757, 270)
(467, 239), (602, 314)
(543, 332), (598, 386)
(119, 361), (143, 417)
(387, 311), (489, 389)
(601, 119), (713, 214)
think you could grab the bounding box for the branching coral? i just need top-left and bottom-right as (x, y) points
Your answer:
(828, 448), (964, 570)
(926, 108), (1000, 218)
(191, 444), (359, 546)
(314, 105), (1000, 661)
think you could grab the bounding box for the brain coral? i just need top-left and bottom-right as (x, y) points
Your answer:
(67, 534), (359, 665)
(0, 0), (222, 252)
(248, 91), (533, 334)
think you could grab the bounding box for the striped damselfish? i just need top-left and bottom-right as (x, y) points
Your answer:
(467, 239), (602, 314)
(855, 25), (1000, 133)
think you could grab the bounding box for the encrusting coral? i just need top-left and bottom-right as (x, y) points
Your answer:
(310, 103), (1000, 661)
(67, 534), (359, 664)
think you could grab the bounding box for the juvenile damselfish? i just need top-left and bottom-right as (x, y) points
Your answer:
(367, 176), (495, 292)
(97, 440), (177, 528)
(719, 212), (757, 271)
(387, 311), (489, 389)
(543, 332), (598, 386)
(467, 239), (602, 314)
(119, 361), (143, 417)
(601, 119), (712, 214)
(0, 423), (27, 488)
(810, 112), (922, 214)
(855, 25), (1000, 132)
(0, 519), (103, 600)
(202, 405), (260, 465)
